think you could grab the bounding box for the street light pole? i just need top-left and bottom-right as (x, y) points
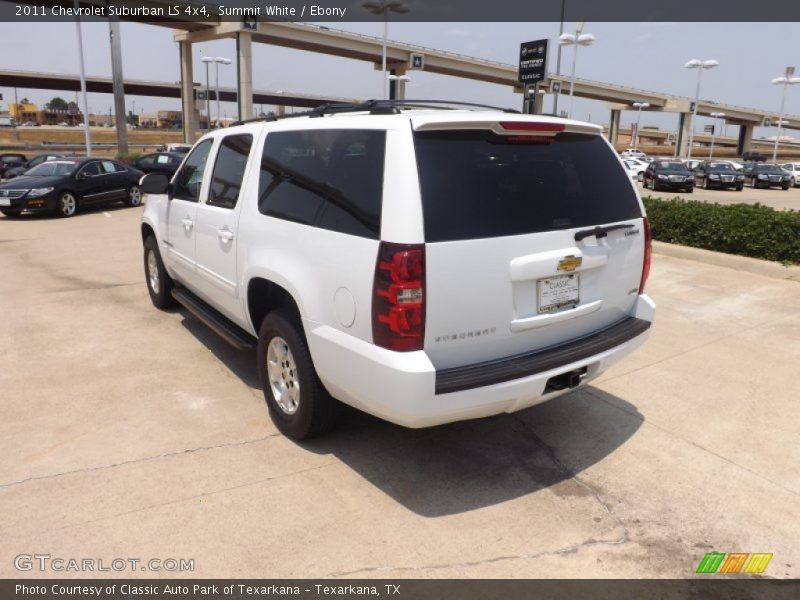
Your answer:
(771, 67), (800, 163)
(213, 57), (231, 128)
(553, 0), (566, 115)
(363, 1), (409, 100)
(684, 59), (718, 161)
(709, 111), (724, 158)
(559, 23), (594, 119)
(201, 55), (213, 129)
(74, 0), (91, 155)
(632, 102), (649, 150)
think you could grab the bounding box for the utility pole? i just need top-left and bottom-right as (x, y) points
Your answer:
(74, 0), (92, 156)
(553, 0), (566, 115)
(108, 19), (128, 155)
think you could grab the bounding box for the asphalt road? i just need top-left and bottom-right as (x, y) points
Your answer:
(1, 206), (798, 578)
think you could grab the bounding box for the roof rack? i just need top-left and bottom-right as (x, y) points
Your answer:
(232, 99), (520, 125)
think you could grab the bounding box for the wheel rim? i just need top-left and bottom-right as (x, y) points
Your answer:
(147, 249), (159, 295)
(129, 186), (142, 206)
(60, 193), (76, 216)
(266, 336), (300, 415)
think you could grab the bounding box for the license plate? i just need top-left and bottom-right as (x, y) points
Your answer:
(537, 273), (580, 314)
(0, 198), (9, 207)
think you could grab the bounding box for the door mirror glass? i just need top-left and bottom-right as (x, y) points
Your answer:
(140, 172), (170, 195)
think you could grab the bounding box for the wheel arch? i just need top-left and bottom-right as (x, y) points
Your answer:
(247, 277), (304, 335)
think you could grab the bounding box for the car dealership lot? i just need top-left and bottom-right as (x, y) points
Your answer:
(639, 181), (800, 211)
(0, 207), (798, 578)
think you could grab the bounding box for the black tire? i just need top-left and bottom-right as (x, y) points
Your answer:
(687, 187), (694, 193)
(782, 184), (790, 191)
(125, 185), (143, 207)
(736, 186), (743, 191)
(257, 309), (339, 440)
(143, 235), (176, 309)
(55, 191), (78, 218)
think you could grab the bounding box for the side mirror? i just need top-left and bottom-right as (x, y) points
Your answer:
(140, 172), (170, 195)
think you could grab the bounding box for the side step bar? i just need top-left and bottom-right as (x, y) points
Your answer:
(172, 287), (257, 350)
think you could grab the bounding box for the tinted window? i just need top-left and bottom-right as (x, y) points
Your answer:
(173, 139), (212, 202)
(258, 129), (385, 239)
(138, 155), (155, 167)
(414, 131), (642, 243)
(755, 164), (783, 173)
(208, 134), (253, 209)
(81, 162), (102, 176)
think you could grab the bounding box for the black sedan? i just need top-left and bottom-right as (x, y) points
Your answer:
(643, 160), (694, 193)
(0, 157), (144, 218)
(134, 152), (184, 178)
(4, 153), (75, 180)
(743, 163), (792, 190)
(693, 160), (745, 191)
(0, 153), (27, 178)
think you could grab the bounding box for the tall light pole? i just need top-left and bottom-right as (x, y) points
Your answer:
(559, 23), (595, 119)
(684, 58), (719, 161)
(74, 0), (91, 155)
(771, 67), (800, 163)
(201, 55), (213, 129)
(632, 102), (650, 150)
(553, 0), (566, 115)
(709, 111), (725, 158)
(213, 57), (231, 128)
(362, 0), (409, 100)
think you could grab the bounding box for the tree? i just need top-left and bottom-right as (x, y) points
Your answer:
(19, 97), (30, 104)
(47, 97), (69, 111)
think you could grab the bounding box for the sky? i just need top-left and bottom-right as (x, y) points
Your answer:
(0, 20), (797, 139)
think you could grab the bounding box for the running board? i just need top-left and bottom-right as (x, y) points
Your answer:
(172, 287), (257, 350)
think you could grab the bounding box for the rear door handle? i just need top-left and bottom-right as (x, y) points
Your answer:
(217, 229), (234, 242)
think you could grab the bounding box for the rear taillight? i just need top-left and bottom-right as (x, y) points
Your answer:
(639, 218), (652, 294)
(372, 242), (425, 352)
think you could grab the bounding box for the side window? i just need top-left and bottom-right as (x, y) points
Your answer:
(172, 140), (213, 202)
(102, 160), (124, 173)
(81, 162), (102, 177)
(257, 129), (385, 239)
(207, 134), (253, 209)
(138, 155), (155, 167)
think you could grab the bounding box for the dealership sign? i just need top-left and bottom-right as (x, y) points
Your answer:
(518, 39), (548, 84)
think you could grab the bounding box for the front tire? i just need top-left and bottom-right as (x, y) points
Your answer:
(55, 191), (77, 218)
(143, 236), (176, 309)
(125, 185), (143, 207)
(257, 309), (339, 440)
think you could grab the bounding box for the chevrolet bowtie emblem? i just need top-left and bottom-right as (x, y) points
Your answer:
(557, 255), (582, 272)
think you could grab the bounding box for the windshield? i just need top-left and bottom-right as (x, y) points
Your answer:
(656, 161), (688, 172)
(25, 161), (78, 177)
(754, 164), (784, 174)
(706, 162), (733, 171)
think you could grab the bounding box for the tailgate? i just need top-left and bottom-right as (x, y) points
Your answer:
(411, 118), (646, 370)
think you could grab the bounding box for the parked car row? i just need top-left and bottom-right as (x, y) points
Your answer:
(0, 157), (144, 217)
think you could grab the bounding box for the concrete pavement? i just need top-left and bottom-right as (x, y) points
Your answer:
(0, 206), (798, 579)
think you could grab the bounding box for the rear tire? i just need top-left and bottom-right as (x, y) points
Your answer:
(257, 309), (339, 440)
(143, 235), (176, 309)
(125, 185), (143, 207)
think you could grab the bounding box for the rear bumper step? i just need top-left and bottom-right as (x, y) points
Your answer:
(435, 316), (651, 394)
(172, 287), (256, 351)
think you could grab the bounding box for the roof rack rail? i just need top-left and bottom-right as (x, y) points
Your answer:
(232, 99), (520, 125)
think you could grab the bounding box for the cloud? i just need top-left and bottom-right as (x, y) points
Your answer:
(633, 32), (653, 43)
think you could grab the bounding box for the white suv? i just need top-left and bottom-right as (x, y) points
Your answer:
(140, 101), (655, 439)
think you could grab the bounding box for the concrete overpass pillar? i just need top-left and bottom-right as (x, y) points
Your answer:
(236, 31), (253, 122)
(608, 109), (621, 146)
(675, 112), (691, 157)
(737, 123), (755, 156)
(388, 69), (409, 101)
(178, 40), (196, 144)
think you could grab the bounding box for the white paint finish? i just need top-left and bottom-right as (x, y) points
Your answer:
(333, 287), (356, 328)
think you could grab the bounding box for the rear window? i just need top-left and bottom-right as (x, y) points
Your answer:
(414, 131), (642, 243)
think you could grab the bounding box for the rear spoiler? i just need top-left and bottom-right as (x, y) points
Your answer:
(413, 120), (602, 137)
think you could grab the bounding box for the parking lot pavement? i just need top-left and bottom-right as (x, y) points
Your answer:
(1, 207), (798, 579)
(639, 181), (800, 211)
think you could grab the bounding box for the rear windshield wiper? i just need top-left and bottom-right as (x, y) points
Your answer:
(574, 223), (635, 241)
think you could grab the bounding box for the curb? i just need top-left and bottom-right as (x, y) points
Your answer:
(652, 241), (800, 283)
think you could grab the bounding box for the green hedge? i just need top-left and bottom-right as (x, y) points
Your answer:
(642, 197), (800, 265)
(115, 151), (142, 165)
